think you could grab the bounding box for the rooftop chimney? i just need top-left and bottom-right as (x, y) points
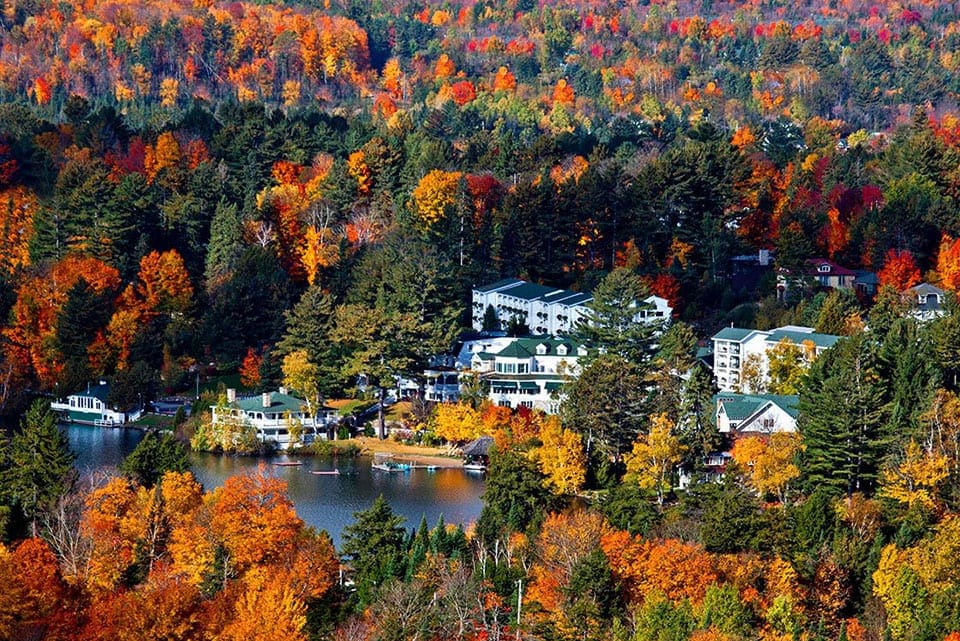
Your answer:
(278, 386), (288, 395)
(262, 392), (272, 408)
(226, 388), (236, 403)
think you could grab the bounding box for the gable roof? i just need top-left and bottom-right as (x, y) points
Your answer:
(906, 282), (945, 297)
(716, 393), (800, 420)
(805, 258), (856, 276)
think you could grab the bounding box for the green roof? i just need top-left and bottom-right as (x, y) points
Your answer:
(234, 392), (307, 414)
(712, 327), (756, 342)
(474, 278), (524, 293)
(474, 352), (495, 360)
(716, 393), (799, 420)
(500, 282), (559, 301)
(71, 382), (110, 403)
(519, 381), (540, 390)
(545, 382), (563, 391)
(494, 336), (585, 358)
(766, 329), (840, 350)
(495, 342), (535, 359)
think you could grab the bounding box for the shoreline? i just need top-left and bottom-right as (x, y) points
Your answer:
(352, 436), (464, 469)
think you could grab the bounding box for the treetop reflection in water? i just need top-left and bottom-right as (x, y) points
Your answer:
(65, 424), (484, 546)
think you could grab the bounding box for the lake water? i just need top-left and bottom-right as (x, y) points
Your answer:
(66, 424), (486, 547)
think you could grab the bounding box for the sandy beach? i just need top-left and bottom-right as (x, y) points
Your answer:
(352, 436), (464, 468)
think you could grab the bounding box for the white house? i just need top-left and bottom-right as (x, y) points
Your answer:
(471, 278), (671, 335)
(50, 381), (142, 425)
(711, 325), (840, 392)
(210, 388), (336, 450)
(904, 283), (947, 322)
(474, 336), (588, 413)
(715, 393), (799, 435)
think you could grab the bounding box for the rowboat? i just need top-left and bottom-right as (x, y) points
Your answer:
(310, 469), (341, 476)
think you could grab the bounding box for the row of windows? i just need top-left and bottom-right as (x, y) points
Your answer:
(69, 397), (102, 410)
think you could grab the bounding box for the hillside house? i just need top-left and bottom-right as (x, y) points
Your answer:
(210, 388), (336, 450)
(904, 283), (947, 321)
(471, 278), (671, 335)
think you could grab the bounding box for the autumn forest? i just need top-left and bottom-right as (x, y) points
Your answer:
(2, 0), (960, 638)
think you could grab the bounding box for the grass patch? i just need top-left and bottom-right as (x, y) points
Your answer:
(133, 414), (174, 430)
(327, 398), (376, 416)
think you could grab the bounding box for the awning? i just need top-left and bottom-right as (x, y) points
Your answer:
(545, 382), (563, 391)
(492, 381), (518, 390)
(519, 381), (540, 391)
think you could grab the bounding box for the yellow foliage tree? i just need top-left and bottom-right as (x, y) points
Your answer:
(534, 416), (586, 495)
(412, 169), (462, 227)
(879, 439), (949, 510)
(730, 432), (802, 504)
(432, 402), (482, 445)
(625, 413), (686, 507)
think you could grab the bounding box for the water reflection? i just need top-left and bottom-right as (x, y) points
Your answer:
(65, 425), (485, 546)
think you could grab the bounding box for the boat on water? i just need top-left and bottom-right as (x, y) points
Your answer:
(463, 463), (487, 473)
(372, 460), (412, 472)
(272, 461), (304, 467)
(309, 469), (341, 476)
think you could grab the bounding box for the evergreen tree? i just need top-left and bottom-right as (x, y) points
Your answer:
(276, 285), (342, 398)
(341, 495), (407, 606)
(475, 448), (553, 544)
(0, 399), (75, 537)
(55, 278), (114, 394)
(119, 431), (190, 487)
(575, 268), (661, 364)
(562, 354), (645, 461)
(204, 199), (245, 288)
(798, 333), (889, 498)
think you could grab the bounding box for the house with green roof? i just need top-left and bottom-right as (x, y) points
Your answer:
(712, 324), (840, 392)
(50, 380), (143, 426)
(210, 388), (336, 450)
(471, 336), (587, 413)
(715, 393), (799, 435)
(471, 278), (671, 335)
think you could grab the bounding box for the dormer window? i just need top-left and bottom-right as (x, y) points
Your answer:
(818, 264), (830, 273)
(577, 345), (588, 356)
(557, 344), (568, 356)
(536, 343), (548, 355)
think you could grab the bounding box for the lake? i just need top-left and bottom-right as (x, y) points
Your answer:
(66, 424), (486, 547)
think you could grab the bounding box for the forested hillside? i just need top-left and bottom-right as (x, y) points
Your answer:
(1, 0), (960, 639)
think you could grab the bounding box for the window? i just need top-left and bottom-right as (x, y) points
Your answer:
(763, 418), (775, 429)
(818, 264), (830, 273)
(518, 363), (528, 374)
(536, 344), (547, 355)
(557, 345), (568, 356)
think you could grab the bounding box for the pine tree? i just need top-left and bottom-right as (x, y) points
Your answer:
(204, 199), (245, 289)
(276, 286), (341, 398)
(575, 268), (660, 364)
(0, 399), (75, 536)
(120, 431), (190, 487)
(799, 333), (889, 498)
(341, 495), (407, 606)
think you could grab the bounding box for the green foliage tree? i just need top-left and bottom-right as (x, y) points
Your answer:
(475, 448), (553, 544)
(0, 400), (75, 536)
(562, 354), (645, 463)
(341, 495), (407, 606)
(798, 333), (889, 498)
(575, 268), (659, 364)
(120, 431), (190, 487)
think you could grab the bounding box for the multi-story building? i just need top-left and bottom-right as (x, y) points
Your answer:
(471, 278), (671, 335)
(904, 283), (947, 322)
(50, 380), (143, 426)
(471, 336), (588, 413)
(711, 325), (840, 392)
